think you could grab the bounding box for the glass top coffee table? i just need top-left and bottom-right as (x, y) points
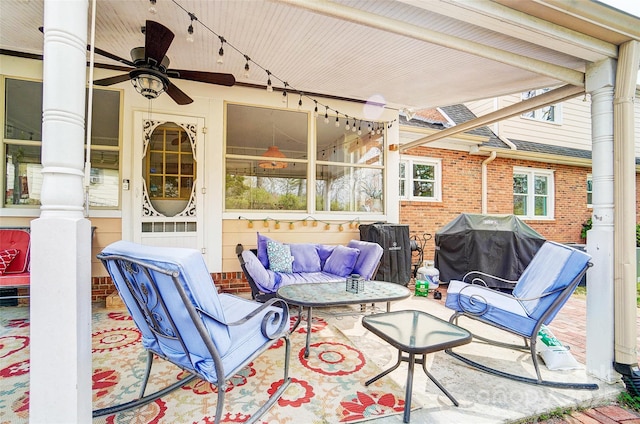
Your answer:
(277, 280), (410, 358)
(362, 310), (472, 423)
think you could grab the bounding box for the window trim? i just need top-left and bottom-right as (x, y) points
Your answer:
(513, 166), (555, 220)
(399, 156), (442, 202)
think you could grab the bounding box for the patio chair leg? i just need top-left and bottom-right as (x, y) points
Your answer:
(245, 336), (292, 424)
(93, 372), (198, 417)
(139, 351), (154, 398)
(445, 347), (598, 390)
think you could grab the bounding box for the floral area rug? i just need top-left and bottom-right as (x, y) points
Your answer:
(1, 305), (414, 423)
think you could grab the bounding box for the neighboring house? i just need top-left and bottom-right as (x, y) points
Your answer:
(398, 91), (640, 265)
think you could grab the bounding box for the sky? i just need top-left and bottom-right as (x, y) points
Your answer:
(599, 0), (640, 17)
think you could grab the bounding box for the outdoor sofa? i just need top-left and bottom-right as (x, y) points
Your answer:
(237, 233), (383, 301)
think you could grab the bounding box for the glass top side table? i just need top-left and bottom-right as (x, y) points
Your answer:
(362, 309), (472, 423)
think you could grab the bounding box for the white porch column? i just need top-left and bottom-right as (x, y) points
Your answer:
(585, 58), (617, 382)
(29, 1), (92, 423)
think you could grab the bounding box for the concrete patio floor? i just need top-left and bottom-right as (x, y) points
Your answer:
(311, 290), (633, 423)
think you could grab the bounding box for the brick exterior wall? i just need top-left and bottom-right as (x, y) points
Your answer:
(400, 147), (594, 263)
(91, 271), (250, 304)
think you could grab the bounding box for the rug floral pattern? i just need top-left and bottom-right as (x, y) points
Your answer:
(0, 306), (410, 423)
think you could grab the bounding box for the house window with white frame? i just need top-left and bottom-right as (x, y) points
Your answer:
(399, 157), (441, 202)
(3, 77), (122, 209)
(224, 103), (386, 213)
(521, 88), (561, 124)
(513, 167), (554, 219)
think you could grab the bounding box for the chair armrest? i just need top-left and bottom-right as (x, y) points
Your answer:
(462, 271), (517, 288)
(197, 297), (290, 340)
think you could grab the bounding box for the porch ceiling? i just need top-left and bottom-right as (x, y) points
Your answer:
(0, 0), (638, 111)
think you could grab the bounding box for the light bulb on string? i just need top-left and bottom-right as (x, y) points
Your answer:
(345, 118), (350, 131)
(186, 24), (194, 42)
(282, 82), (288, 104)
(186, 13), (196, 43)
(324, 106), (329, 124)
(217, 36), (225, 65)
(298, 93), (303, 109)
(244, 55), (251, 78)
(314, 101), (319, 117)
(335, 114), (340, 128)
(148, 0), (157, 14)
(357, 122), (362, 135)
(352, 120), (357, 132)
(266, 70), (273, 92)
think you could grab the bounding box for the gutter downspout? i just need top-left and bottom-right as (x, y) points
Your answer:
(612, 40), (640, 394)
(481, 151), (497, 214)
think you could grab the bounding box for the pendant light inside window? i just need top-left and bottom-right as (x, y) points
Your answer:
(259, 124), (288, 169)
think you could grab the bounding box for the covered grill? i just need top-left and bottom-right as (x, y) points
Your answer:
(434, 214), (546, 289)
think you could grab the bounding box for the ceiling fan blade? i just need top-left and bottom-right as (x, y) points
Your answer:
(39, 27), (135, 67)
(93, 74), (132, 86)
(91, 46), (135, 67)
(166, 82), (193, 105)
(168, 69), (236, 87)
(144, 20), (174, 66)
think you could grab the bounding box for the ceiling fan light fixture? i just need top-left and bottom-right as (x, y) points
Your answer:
(130, 69), (168, 100)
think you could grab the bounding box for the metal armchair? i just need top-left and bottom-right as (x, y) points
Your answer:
(445, 241), (597, 390)
(96, 241), (291, 423)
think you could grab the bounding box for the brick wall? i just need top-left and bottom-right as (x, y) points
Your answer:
(400, 147), (594, 262)
(91, 271), (250, 304)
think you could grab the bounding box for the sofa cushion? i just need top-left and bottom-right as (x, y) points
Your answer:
(0, 249), (19, 275)
(316, 244), (337, 268)
(0, 229), (30, 274)
(241, 250), (281, 292)
(289, 243), (322, 273)
(256, 232), (273, 268)
(267, 240), (294, 273)
(323, 245), (360, 277)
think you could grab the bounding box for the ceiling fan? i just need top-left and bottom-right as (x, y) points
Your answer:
(85, 20), (235, 105)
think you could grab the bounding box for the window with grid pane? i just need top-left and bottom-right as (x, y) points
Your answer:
(513, 167), (554, 219)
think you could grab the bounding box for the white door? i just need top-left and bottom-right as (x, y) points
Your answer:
(132, 112), (205, 252)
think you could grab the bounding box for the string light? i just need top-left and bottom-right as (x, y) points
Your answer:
(169, 0), (395, 130)
(345, 118), (350, 131)
(314, 100), (319, 117)
(186, 13), (197, 43)
(238, 216), (360, 231)
(266, 70), (273, 92)
(148, 0), (157, 14)
(324, 106), (329, 124)
(243, 55), (251, 78)
(217, 36), (225, 65)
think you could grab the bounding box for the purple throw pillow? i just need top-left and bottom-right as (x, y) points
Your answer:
(323, 245), (360, 277)
(257, 232), (273, 268)
(289, 243), (322, 273)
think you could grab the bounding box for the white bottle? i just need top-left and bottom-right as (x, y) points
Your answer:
(423, 260), (440, 291)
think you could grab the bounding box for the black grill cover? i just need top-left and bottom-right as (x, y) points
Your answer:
(359, 223), (411, 286)
(434, 214), (545, 288)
